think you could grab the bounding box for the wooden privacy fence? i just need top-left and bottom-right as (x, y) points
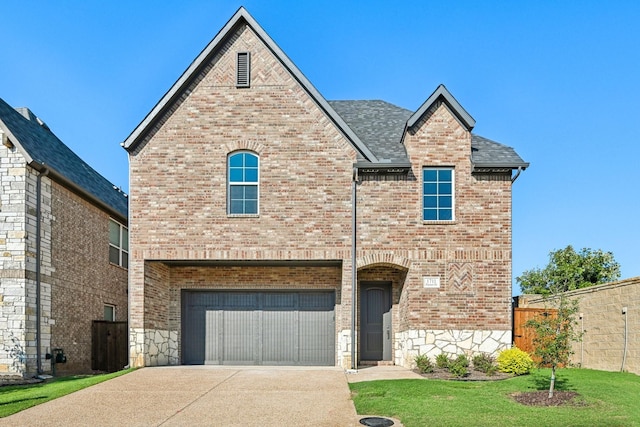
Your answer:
(513, 308), (557, 354)
(92, 321), (128, 372)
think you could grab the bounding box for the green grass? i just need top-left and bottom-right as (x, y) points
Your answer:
(350, 369), (640, 427)
(0, 369), (133, 418)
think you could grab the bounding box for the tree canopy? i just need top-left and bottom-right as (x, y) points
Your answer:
(517, 245), (621, 295)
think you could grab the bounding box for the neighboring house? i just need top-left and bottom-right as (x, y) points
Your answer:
(123, 7), (528, 369)
(0, 98), (128, 377)
(517, 276), (639, 375)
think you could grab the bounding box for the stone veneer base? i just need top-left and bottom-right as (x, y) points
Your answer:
(130, 328), (179, 367)
(395, 329), (511, 368)
(130, 327), (511, 369)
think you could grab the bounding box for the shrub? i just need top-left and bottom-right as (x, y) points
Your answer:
(472, 353), (497, 375)
(414, 354), (434, 374)
(435, 353), (451, 369)
(497, 347), (534, 375)
(449, 354), (469, 378)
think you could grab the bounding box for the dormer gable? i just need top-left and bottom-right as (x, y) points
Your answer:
(406, 84), (475, 133)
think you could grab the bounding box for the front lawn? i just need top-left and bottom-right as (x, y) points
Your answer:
(0, 369), (133, 418)
(350, 368), (640, 427)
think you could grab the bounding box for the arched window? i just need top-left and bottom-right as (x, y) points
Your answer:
(228, 151), (259, 215)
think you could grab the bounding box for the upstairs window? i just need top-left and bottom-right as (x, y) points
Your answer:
(228, 152), (259, 215)
(109, 219), (129, 268)
(423, 168), (454, 221)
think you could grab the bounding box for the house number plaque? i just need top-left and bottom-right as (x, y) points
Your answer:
(423, 277), (441, 288)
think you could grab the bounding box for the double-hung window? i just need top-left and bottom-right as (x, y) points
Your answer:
(228, 151), (259, 215)
(423, 168), (454, 221)
(109, 219), (129, 268)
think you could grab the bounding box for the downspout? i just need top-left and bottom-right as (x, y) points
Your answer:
(35, 167), (49, 375)
(511, 166), (523, 183)
(580, 312), (584, 367)
(351, 167), (359, 370)
(124, 144), (132, 369)
(621, 307), (628, 372)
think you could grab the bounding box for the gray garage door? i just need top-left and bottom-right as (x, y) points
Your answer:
(182, 291), (335, 366)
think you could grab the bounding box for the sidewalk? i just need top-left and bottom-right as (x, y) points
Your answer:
(346, 365), (424, 383)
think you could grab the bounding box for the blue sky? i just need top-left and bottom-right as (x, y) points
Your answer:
(2, 1), (639, 293)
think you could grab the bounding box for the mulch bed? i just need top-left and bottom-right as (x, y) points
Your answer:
(511, 390), (585, 407)
(415, 368), (513, 381)
(415, 369), (586, 407)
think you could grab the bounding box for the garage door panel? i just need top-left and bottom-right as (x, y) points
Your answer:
(182, 290), (334, 366)
(204, 310), (221, 364)
(222, 310), (256, 364)
(299, 310), (334, 364)
(262, 310), (297, 364)
(263, 292), (296, 309)
(183, 306), (205, 364)
(299, 292), (335, 310)
(223, 292), (258, 309)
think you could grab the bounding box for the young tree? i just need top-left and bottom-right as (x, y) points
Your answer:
(517, 245), (620, 295)
(525, 292), (583, 398)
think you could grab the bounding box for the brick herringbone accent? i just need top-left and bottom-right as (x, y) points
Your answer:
(447, 262), (474, 293)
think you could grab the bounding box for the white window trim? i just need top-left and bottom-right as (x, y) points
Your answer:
(109, 219), (129, 268)
(227, 151), (260, 216)
(422, 166), (455, 222)
(104, 304), (116, 321)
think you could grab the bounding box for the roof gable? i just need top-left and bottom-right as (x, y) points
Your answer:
(407, 84), (476, 131)
(0, 97), (128, 220)
(122, 7), (378, 162)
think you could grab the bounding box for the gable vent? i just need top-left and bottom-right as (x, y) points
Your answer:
(236, 52), (251, 88)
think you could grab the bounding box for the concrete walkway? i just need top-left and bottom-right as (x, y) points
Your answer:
(0, 365), (418, 427)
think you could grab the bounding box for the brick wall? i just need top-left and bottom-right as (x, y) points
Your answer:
(520, 277), (640, 375)
(398, 101), (512, 332)
(49, 181), (128, 374)
(129, 24), (356, 334)
(128, 22), (515, 367)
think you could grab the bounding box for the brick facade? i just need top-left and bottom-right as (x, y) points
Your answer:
(0, 119), (128, 377)
(49, 181), (128, 375)
(126, 11), (522, 368)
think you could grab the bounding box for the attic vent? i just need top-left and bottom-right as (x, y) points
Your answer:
(236, 52), (251, 88)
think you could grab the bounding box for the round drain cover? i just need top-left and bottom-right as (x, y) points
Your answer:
(359, 417), (394, 427)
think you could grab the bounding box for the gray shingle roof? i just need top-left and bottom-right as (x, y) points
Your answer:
(328, 99), (527, 170)
(471, 134), (529, 169)
(328, 100), (411, 163)
(0, 97), (128, 219)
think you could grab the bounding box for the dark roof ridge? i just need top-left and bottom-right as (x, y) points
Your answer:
(0, 97), (128, 220)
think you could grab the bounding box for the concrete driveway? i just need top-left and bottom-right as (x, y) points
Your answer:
(0, 366), (363, 426)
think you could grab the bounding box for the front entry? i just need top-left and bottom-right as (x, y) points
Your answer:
(360, 282), (392, 361)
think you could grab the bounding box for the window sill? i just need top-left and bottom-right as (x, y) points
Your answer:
(109, 262), (129, 271)
(227, 214), (260, 218)
(423, 220), (457, 225)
